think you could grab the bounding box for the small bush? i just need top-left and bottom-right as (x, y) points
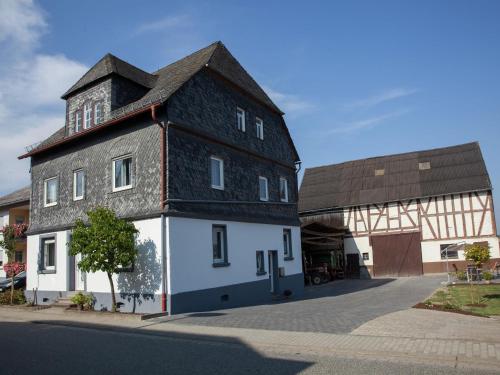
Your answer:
(483, 272), (493, 281)
(70, 292), (94, 310)
(456, 270), (467, 281)
(0, 290), (26, 305)
(424, 299), (433, 307)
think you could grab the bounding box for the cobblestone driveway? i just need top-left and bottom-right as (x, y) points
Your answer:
(164, 275), (444, 333)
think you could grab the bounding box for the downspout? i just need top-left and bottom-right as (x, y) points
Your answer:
(151, 105), (168, 313)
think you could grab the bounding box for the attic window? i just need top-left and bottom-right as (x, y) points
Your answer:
(374, 169), (385, 176)
(419, 162), (431, 170)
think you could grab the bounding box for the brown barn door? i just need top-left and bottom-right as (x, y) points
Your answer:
(371, 232), (423, 277)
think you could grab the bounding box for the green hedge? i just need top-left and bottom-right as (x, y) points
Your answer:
(0, 290), (26, 305)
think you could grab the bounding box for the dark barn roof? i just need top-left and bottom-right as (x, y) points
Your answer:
(0, 186), (30, 209)
(22, 41), (296, 160)
(299, 142), (492, 213)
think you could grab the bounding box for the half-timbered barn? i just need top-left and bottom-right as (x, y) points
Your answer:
(299, 142), (499, 278)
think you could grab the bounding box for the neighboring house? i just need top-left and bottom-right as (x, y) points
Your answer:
(0, 186), (30, 278)
(299, 142), (499, 278)
(19, 41), (303, 313)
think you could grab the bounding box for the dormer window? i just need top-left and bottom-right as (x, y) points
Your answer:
(75, 111), (82, 133)
(84, 103), (92, 129)
(94, 102), (103, 124)
(236, 107), (246, 132)
(419, 162), (431, 170)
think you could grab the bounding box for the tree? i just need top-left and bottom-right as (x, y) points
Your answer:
(0, 224), (27, 304)
(464, 243), (490, 267)
(69, 207), (138, 312)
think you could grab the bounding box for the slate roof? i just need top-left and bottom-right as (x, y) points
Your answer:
(0, 186), (30, 209)
(22, 41), (287, 159)
(299, 142), (492, 212)
(61, 53), (157, 99)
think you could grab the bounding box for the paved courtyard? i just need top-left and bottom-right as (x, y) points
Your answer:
(163, 274), (445, 333)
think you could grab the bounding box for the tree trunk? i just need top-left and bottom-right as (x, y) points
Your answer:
(107, 272), (117, 313)
(10, 276), (14, 305)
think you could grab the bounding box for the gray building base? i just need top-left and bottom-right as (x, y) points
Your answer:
(170, 273), (304, 314)
(25, 273), (304, 315)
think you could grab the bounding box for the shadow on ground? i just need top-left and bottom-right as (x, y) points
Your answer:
(0, 320), (313, 375)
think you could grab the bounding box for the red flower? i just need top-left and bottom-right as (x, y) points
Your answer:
(3, 262), (25, 277)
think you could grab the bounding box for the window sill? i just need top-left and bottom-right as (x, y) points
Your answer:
(256, 271), (267, 276)
(112, 185), (133, 193)
(212, 262), (230, 268)
(284, 256), (294, 261)
(44, 203), (58, 208)
(38, 269), (56, 274)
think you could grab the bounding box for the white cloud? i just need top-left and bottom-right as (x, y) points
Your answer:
(0, 0), (46, 47)
(344, 88), (418, 110)
(134, 15), (191, 35)
(263, 85), (315, 118)
(0, 0), (88, 195)
(329, 109), (410, 134)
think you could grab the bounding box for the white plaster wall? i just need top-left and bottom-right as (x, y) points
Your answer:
(0, 209), (9, 278)
(26, 218), (163, 294)
(167, 217), (302, 294)
(421, 237), (500, 263)
(26, 231), (69, 292)
(344, 236), (372, 266)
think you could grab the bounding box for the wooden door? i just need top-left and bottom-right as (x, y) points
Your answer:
(371, 232), (423, 277)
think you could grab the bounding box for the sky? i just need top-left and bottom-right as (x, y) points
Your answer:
(0, 0), (499, 222)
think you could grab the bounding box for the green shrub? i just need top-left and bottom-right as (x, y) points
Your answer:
(0, 290), (26, 305)
(70, 292), (94, 310)
(483, 271), (493, 281)
(456, 270), (467, 281)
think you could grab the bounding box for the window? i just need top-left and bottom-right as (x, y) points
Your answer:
(94, 102), (103, 124)
(75, 111), (82, 132)
(210, 157), (224, 190)
(440, 244), (458, 260)
(15, 216), (25, 224)
(113, 156), (132, 192)
(84, 103), (92, 129)
(14, 251), (23, 263)
(283, 229), (293, 259)
(419, 162), (431, 170)
(256, 117), (264, 140)
(279, 177), (288, 202)
(41, 237), (56, 271)
(236, 107), (246, 132)
(44, 177), (58, 207)
(362, 252), (369, 261)
(375, 169), (385, 176)
(212, 225), (228, 266)
(0, 249), (3, 267)
(73, 169), (85, 200)
(256, 251), (266, 275)
(259, 176), (268, 201)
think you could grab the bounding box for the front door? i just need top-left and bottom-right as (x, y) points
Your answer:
(268, 250), (279, 294)
(74, 254), (86, 291)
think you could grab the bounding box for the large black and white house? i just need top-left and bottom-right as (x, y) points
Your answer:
(299, 143), (499, 278)
(20, 42), (303, 314)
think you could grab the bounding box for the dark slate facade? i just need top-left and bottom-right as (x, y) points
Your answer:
(29, 114), (161, 233)
(27, 43), (301, 233)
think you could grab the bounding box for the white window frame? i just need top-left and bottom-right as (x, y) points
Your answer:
(279, 177), (289, 202)
(94, 102), (103, 124)
(112, 156), (133, 192)
(256, 117), (264, 140)
(283, 228), (293, 259)
(210, 156), (224, 190)
(259, 176), (269, 201)
(75, 111), (82, 132)
(42, 237), (56, 271)
(73, 169), (85, 201)
(84, 103), (92, 129)
(44, 177), (58, 207)
(236, 107), (246, 132)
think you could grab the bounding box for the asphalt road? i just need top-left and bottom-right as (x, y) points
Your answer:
(0, 319), (496, 375)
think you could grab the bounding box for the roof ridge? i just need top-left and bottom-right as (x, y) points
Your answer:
(305, 141), (480, 171)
